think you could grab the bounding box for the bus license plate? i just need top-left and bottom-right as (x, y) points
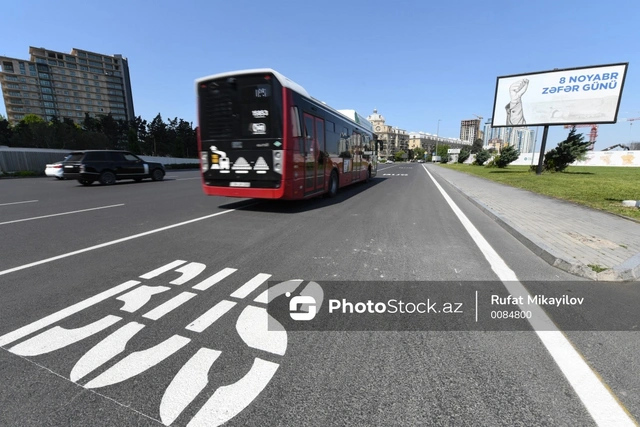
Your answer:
(230, 182), (250, 188)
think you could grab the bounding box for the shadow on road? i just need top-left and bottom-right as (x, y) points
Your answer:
(218, 178), (387, 214)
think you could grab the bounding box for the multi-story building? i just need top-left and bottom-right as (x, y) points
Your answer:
(460, 119), (481, 143)
(0, 46), (135, 125)
(483, 118), (536, 153)
(367, 109), (410, 158)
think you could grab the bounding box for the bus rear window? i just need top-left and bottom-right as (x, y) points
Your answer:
(198, 74), (281, 141)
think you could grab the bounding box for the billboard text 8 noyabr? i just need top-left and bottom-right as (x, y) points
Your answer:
(491, 63), (628, 128)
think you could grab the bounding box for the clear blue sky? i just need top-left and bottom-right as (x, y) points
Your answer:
(1, 0), (639, 150)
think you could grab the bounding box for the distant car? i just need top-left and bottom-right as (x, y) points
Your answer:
(62, 150), (166, 186)
(417, 159), (425, 163)
(386, 160), (394, 164)
(45, 155), (71, 179)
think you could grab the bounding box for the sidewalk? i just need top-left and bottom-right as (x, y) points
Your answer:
(428, 165), (640, 281)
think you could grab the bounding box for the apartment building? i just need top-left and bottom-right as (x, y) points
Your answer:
(0, 46), (134, 125)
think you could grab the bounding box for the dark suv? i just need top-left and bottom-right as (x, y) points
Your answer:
(63, 150), (166, 186)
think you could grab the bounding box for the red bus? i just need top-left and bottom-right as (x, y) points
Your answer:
(195, 69), (379, 199)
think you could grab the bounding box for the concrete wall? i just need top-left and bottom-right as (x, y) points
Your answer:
(0, 147), (199, 173)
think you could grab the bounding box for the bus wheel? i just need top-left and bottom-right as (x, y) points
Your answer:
(327, 170), (338, 198)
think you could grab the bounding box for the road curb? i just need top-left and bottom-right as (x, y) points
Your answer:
(433, 170), (639, 282)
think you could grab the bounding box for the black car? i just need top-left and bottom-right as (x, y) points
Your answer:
(62, 150), (166, 186)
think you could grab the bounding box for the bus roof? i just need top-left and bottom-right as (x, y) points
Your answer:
(195, 68), (310, 98)
(337, 110), (374, 133)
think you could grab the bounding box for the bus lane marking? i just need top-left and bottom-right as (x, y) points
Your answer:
(0, 260), (323, 426)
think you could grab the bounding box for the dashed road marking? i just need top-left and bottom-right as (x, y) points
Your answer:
(0, 204), (124, 226)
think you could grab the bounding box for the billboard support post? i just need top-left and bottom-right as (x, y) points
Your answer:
(535, 125), (550, 175)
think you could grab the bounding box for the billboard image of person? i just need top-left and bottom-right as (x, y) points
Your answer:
(506, 79), (529, 125)
(491, 63), (628, 128)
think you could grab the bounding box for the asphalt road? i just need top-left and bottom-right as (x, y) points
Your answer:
(1, 166), (639, 426)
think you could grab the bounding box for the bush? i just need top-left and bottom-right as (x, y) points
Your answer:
(543, 128), (590, 172)
(494, 144), (520, 168)
(474, 150), (491, 166)
(458, 148), (471, 163)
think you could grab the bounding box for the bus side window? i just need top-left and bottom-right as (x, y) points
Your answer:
(339, 127), (350, 158)
(291, 106), (304, 154)
(291, 107), (301, 137)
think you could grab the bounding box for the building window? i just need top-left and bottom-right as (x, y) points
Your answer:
(7, 83), (19, 89)
(45, 108), (56, 115)
(79, 58), (87, 64)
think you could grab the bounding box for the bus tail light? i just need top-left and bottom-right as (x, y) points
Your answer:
(200, 151), (209, 171)
(272, 150), (282, 173)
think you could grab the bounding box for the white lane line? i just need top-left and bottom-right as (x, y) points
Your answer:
(0, 204), (124, 226)
(422, 164), (636, 427)
(143, 292), (198, 321)
(0, 280), (140, 347)
(0, 208), (242, 277)
(186, 300), (237, 333)
(0, 200), (38, 207)
(230, 273), (272, 299)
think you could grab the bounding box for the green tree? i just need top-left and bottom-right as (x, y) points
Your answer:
(543, 128), (590, 172)
(493, 144), (520, 168)
(436, 144), (450, 163)
(474, 149), (491, 165)
(413, 146), (425, 160)
(471, 138), (484, 154)
(394, 150), (405, 162)
(0, 115), (12, 146)
(98, 113), (120, 149)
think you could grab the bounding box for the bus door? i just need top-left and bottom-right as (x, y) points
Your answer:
(352, 131), (362, 181)
(303, 113), (325, 195)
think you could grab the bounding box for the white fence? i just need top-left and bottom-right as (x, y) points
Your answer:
(0, 146), (199, 173)
(464, 151), (640, 167)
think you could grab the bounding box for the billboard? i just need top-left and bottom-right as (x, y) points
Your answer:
(491, 63), (628, 128)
